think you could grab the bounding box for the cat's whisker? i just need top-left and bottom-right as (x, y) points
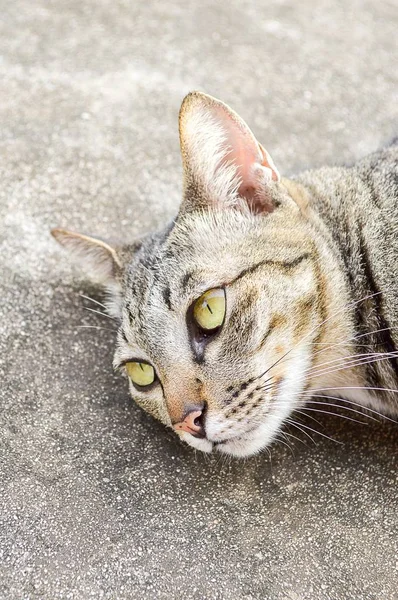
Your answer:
(281, 428), (309, 447)
(275, 433), (296, 456)
(312, 327), (396, 354)
(306, 356), (398, 383)
(256, 382), (278, 395)
(301, 392), (397, 423)
(304, 350), (398, 378)
(285, 418), (317, 444)
(322, 343), (384, 349)
(309, 322), (396, 346)
(282, 420), (342, 444)
(306, 352), (398, 381)
(295, 406), (368, 425)
(294, 409), (323, 427)
(310, 327), (396, 357)
(257, 379), (276, 390)
(255, 290), (388, 387)
(83, 306), (117, 321)
(270, 396), (392, 422)
(271, 406), (368, 437)
(77, 325), (117, 332)
(305, 351), (394, 374)
(256, 329), (391, 390)
(264, 445), (273, 469)
(255, 377), (275, 391)
(299, 399), (378, 421)
(307, 385), (398, 395)
(80, 294), (108, 310)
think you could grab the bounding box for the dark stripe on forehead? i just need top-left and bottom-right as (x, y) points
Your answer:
(134, 220), (177, 274)
(232, 253), (311, 285)
(126, 305), (135, 323)
(162, 286), (172, 310)
(181, 271), (195, 292)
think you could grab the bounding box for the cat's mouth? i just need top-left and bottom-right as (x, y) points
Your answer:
(179, 425), (265, 457)
(177, 374), (295, 457)
(213, 424), (260, 447)
(178, 397), (291, 457)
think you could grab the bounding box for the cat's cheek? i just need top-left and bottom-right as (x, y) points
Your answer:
(216, 429), (277, 458)
(128, 383), (172, 427)
(178, 431), (213, 453)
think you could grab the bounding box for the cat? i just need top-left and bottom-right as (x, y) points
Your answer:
(51, 91), (398, 457)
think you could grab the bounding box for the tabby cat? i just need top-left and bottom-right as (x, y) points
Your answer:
(52, 92), (398, 457)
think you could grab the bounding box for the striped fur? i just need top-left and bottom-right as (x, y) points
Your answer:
(53, 93), (398, 457)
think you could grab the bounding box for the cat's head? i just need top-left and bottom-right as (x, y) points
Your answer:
(52, 92), (340, 457)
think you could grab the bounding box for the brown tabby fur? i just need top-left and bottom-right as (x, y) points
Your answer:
(52, 92), (397, 457)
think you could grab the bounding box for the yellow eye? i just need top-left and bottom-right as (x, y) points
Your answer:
(125, 362), (155, 388)
(193, 288), (226, 332)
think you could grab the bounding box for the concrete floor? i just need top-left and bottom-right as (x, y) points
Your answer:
(1, 1), (397, 598)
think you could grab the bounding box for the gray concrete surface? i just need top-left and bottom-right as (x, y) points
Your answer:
(1, 0), (397, 598)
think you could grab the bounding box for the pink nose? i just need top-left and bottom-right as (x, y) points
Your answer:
(173, 409), (205, 438)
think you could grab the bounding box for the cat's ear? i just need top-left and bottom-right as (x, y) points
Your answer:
(179, 91), (280, 213)
(51, 228), (123, 285)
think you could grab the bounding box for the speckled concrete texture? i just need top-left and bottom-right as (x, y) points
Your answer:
(1, 1), (397, 599)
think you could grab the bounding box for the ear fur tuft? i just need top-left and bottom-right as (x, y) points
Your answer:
(51, 228), (122, 284)
(179, 91), (280, 213)
(179, 92), (242, 208)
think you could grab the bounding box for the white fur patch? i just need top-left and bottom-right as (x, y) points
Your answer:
(179, 431), (213, 453)
(220, 348), (311, 457)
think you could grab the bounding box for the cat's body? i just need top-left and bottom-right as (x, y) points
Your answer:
(294, 144), (398, 415)
(52, 93), (397, 457)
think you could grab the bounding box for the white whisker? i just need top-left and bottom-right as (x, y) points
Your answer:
(307, 352), (398, 381)
(301, 399), (377, 421)
(77, 325), (117, 332)
(294, 409), (323, 427)
(305, 351), (396, 377)
(297, 406), (367, 425)
(311, 327), (395, 358)
(307, 385), (398, 398)
(275, 434), (296, 456)
(286, 418), (317, 444)
(286, 421), (342, 444)
(301, 393), (397, 422)
(83, 306), (117, 321)
(80, 294), (108, 310)
(282, 429), (308, 446)
(271, 396), (392, 422)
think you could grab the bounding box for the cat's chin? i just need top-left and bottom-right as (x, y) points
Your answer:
(213, 424), (281, 457)
(214, 433), (275, 457)
(179, 431), (214, 453)
(179, 424), (282, 458)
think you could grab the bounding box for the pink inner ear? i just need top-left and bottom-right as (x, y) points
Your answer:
(235, 142), (279, 209)
(216, 106), (280, 203)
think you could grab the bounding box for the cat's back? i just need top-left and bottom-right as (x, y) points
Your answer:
(355, 140), (398, 217)
(350, 142), (398, 341)
(296, 140), (398, 219)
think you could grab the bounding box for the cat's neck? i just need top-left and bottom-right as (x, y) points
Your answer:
(286, 152), (398, 410)
(282, 173), (373, 398)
